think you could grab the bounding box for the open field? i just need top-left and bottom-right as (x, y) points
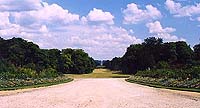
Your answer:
(66, 69), (130, 78)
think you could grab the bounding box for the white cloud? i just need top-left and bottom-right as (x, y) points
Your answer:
(0, 0), (42, 12)
(87, 8), (114, 25)
(18, 24), (141, 59)
(0, 24), (21, 38)
(123, 3), (162, 24)
(39, 25), (48, 33)
(11, 2), (80, 26)
(0, 1), (141, 60)
(0, 12), (10, 28)
(165, 0), (200, 17)
(197, 17), (200, 21)
(146, 21), (176, 33)
(146, 21), (185, 42)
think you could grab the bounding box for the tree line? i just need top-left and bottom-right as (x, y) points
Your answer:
(104, 37), (200, 77)
(0, 37), (96, 79)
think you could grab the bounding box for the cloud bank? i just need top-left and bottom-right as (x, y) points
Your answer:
(123, 3), (162, 24)
(0, 1), (141, 59)
(146, 21), (185, 42)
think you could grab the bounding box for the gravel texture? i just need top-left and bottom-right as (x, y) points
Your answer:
(0, 78), (199, 108)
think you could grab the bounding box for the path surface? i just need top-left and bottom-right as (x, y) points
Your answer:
(0, 78), (200, 108)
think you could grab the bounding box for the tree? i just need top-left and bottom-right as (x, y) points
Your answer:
(175, 41), (193, 65)
(110, 57), (122, 71)
(143, 37), (163, 46)
(194, 43), (200, 60)
(59, 53), (73, 73)
(44, 49), (61, 69)
(108, 37), (194, 74)
(71, 49), (94, 74)
(161, 42), (177, 64)
(60, 48), (95, 74)
(121, 44), (143, 74)
(0, 37), (95, 75)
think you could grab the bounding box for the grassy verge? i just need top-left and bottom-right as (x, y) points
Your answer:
(126, 77), (200, 93)
(66, 69), (130, 78)
(0, 77), (73, 91)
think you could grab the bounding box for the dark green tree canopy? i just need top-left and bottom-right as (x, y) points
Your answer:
(0, 37), (95, 74)
(105, 37), (196, 74)
(194, 44), (200, 60)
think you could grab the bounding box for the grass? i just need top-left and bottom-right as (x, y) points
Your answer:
(126, 78), (200, 93)
(0, 78), (73, 91)
(66, 69), (130, 78)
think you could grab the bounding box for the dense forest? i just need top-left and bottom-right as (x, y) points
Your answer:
(0, 37), (96, 79)
(104, 37), (200, 80)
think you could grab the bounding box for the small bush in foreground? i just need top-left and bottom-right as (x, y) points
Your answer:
(39, 68), (59, 78)
(0, 77), (72, 89)
(135, 66), (200, 79)
(17, 68), (37, 79)
(128, 76), (200, 89)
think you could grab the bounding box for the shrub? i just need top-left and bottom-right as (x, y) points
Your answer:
(23, 63), (36, 70)
(135, 67), (200, 80)
(186, 66), (200, 79)
(0, 59), (16, 73)
(156, 61), (169, 69)
(128, 76), (200, 88)
(17, 68), (37, 79)
(39, 68), (58, 78)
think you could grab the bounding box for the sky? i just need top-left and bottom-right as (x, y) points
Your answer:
(0, 0), (200, 60)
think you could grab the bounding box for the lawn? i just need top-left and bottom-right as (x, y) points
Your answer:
(66, 69), (130, 78)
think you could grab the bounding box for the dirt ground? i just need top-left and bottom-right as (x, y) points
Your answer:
(0, 78), (199, 108)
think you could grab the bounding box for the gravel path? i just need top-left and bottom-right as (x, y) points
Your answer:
(0, 78), (200, 108)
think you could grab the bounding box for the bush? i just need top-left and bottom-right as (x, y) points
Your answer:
(128, 76), (200, 89)
(23, 63), (36, 70)
(39, 68), (58, 78)
(156, 61), (169, 69)
(136, 69), (173, 78)
(135, 68), (199, 79)
(0, 59), (16, 73)
(185, 66), (200, 79)
(0, 60), (17, 80)
(0, 77), (71, 89)
(0, 67), (60, 80)
(17, 68), (37, 79)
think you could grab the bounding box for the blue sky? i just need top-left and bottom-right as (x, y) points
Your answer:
(44, 0), (199, 44)
(0, 0), (200, 59)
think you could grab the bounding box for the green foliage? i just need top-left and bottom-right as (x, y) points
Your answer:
(175, 41), (193, 64)
(17, 68), (37, 79)
(59, 53), (73, 73)
(127, 76), (200, 89)
(135, 66), (200, 80)
(0, 59), (16, 73)
(60, 49), (95, 74)
(194, 44), (200, 61)
(185, 66), (200, 79)
(108, 57), (122, 71)
(136, 69), (177, 78)
(156, 61), (169, 69)
(0, 37), (96, 81)
(106, 37), (195, 75)
(0, 77), (72, 90)
(39, 68), (58, 78)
